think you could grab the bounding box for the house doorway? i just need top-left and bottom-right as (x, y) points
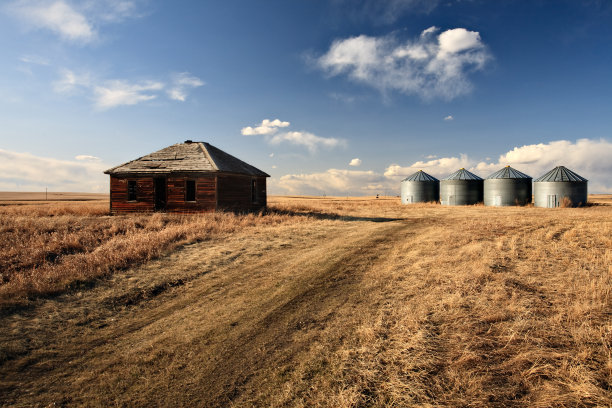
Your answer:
(154, 177), (167, 211)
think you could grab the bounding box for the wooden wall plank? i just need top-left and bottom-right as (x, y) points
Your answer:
(110, 173), (265, 214)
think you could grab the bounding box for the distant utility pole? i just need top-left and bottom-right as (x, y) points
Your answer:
(45, 187), (47, 201)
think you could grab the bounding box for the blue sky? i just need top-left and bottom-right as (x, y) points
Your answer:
(0, 0), (611, 194)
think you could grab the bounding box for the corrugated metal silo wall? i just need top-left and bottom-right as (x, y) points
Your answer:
(440, 180), (483, 205)
(401, 180), (440, 204)
(534, 181), (588, 207)
(484, 179), (532, 206)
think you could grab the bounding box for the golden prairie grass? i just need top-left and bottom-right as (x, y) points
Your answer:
(0, 201), (312, 305)
(0, 195), (611, 407)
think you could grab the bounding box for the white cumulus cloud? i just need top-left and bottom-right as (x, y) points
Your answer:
(444, 115), (454, 121)
(349, 158), (362, 166)
(384, 138), (612, 193)
(269, 138), (612, 196)
(273, 169), (390, 196)
(241, 119), (290, 136)
(384, 154), (471, 179)
(242, 119), (345, 153)
(473, 138), (612, 193)
(317, 26), (490, 100)
(0, 149), (108, 192)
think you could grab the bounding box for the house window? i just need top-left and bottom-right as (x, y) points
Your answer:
(252, 179), (258, 203)
(185, 179), (196, 202)
(127, 180), (137, 201)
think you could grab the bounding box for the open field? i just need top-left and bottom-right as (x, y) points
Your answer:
(0, 192), (108, 202)
(0, 195), (611, 406)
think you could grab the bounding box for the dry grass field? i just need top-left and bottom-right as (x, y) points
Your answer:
(0, 194), (611, 407)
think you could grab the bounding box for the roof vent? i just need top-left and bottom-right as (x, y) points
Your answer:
(184, 140), (193, 144)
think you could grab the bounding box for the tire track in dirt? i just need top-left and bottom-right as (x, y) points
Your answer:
(200, 222), (412, 407)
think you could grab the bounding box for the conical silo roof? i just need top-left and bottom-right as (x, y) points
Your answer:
(486, 166), (531, 179)
(443, 168), (483, 180)
(402, 170), (439, 182)
(534, 166), (587, 182)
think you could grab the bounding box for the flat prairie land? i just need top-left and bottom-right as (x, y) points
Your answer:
(0, 191), (108, 202)
(0, 195), (611, 407)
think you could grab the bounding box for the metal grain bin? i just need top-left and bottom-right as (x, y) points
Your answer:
(533, 166), (588, 208)
(484, 166), (532, 206)
(440, 168), (483, 206)
(400, 170), (439, 204)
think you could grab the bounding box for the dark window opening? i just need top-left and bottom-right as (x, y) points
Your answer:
(127, 180), (137, 201)
(252, 179), (258, 203)
(185, 179), (196, 202)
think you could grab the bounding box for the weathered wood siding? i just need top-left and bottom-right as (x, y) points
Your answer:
(110, 175), (217, 214)
(110, 176), (155, 213)
(256, 176), (267, 207)
(166, 175), (216, 213)
(110, 173), (266, 214)
(217, 174), (267, 211)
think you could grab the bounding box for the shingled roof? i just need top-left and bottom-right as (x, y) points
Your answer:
(104, 141), (269, 177)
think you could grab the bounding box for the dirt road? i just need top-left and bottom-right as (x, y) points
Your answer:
(0, 215), (417, 406)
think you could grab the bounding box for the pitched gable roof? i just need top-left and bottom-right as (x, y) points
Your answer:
(104, 141), (269, 177)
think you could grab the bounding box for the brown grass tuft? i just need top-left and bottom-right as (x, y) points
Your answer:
(0, 202), (313, 305)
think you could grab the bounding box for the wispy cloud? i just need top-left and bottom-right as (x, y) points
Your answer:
(52, 69), (203, 109)
(7, 0), (94, 42)
(444, 115), (454, 121)
(5, 0), (144, 43)
(328, 92), (356, 103)
(331, 0), (440, 25)
(20, 54), (50, 65)
(167, 72), (205, 102)
(241, 119), (290, 136)
(349, 158), (362, 166)
(53, 68), (91, 93)
(316, 26), (490, 100)
(75, 154), (101, 162)
(241, 119), (345, 153)
(94, 79), (163, 109)
(0, 148), (108, 192)
(269, 131), (345, 153)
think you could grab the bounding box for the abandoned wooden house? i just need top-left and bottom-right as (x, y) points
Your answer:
(104, 141), (269, 214)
